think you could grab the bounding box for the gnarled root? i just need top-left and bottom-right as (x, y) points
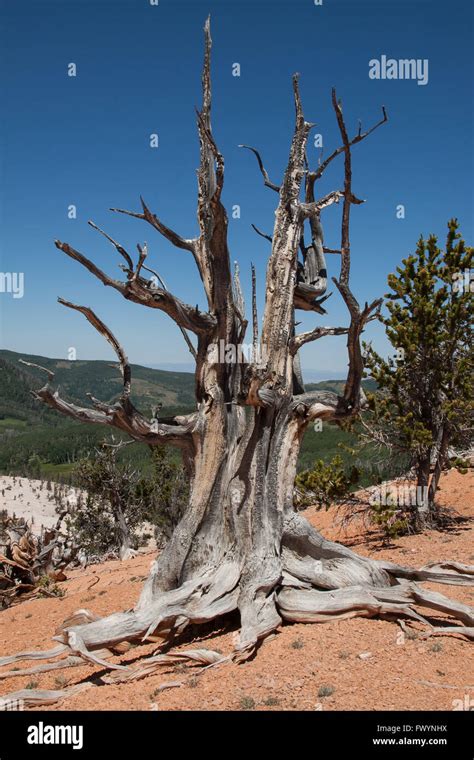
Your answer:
(280, 513), (474, 638)
(1, 514), (473, 707)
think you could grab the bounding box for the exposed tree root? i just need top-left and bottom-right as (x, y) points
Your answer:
(278, 584), (423, 624)
(1, 683), (92, 708)
(0, 656), (84, 681)
(0, 644), (69, 668)
(1, 515), (473, 707)
(375, 560), (474, 586)
(421, 626), (474, 641)
(417, 680), (474, 690)
(101, 648), (226, 684)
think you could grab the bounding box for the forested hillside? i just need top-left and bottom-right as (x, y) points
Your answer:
(0, 350), (196, 411)
(0, 350), (195, 474)
(0, 349), (379, 478)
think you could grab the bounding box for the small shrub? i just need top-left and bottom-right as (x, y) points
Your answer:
(318, 685), (335, 698)
(36, 575), (65, 598)
(263, 696), (280, 706)
(291, 638), (304, 650)
(72, 442), (190, 559)
(369, 501), (409, 541)
(239, 695), (256, 710)
(448, 456), (470, 475)
(295, 455), (360, 510)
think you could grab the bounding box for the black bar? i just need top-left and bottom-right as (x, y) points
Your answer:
(0, 710), (471, 758)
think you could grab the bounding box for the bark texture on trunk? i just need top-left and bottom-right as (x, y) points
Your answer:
(4, 19), (473, 700)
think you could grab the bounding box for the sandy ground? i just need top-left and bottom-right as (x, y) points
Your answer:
(0, 468), (473, 712)
(0, 476), (80, 530)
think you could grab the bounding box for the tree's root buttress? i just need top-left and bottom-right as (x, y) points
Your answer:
(2, 514), (473, 706)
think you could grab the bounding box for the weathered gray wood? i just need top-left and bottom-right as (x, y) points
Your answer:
(0, 645), (68, 668)
(1, 683), (92, 708)
(2, 18), (471, 701)
(0, 656), (84, 680)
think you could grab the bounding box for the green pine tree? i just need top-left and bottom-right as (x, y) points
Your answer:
(72, 440), (189, 560)
(364, 220), (473, 527)
(73, 442), (144, 560)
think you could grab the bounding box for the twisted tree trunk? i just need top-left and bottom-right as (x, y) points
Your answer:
(5, 19), (473, 694)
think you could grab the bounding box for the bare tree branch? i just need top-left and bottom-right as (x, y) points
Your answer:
(36, 377), (196, 447)
(292, 389), (342, 421)
(256, 223), (339, 256)
(23, 305), (196, 449)
(87, 221), (134, 273)
(290, 310), (380, 353)
(238, 145), (280, 193)
(195, 108), (224, 200)
(324, 87), (386, 412)
(109, 199), (196, 253)
(255, 72), (314, 392)
(134, 242), (148, 282)
(54, 239), (216, 335)
(232, 261), (246, 326)
(300, 190), (343, 216)
(18, 359), (54, 382)
(192, 16), (236, 327)
(290, 325), (349, 353)
(307, 103), (387, 185)
(251, 224), (273, 243)
(55, 240), (126, 292)
(295, 147), (334, 316)
(290, 88), (387, 414)
(58, 298), (131, 398)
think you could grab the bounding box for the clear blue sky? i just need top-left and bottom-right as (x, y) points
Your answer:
(0, 0), (472, 378)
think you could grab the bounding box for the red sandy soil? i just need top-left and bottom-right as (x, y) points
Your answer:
(1, 469), (473, 712)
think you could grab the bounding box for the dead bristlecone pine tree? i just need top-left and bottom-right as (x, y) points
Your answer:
(4, 19), (473, 701)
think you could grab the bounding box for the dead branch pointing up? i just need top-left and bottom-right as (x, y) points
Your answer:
(57, 298), (131, 398)
(18, 359), (54, 382)
(309, 103), (388, 183)
(238, 145), (280, 192)
(87, 221), (134, 272)
(109, 199), (196, 253)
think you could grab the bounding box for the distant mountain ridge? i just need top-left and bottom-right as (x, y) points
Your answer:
(306, 378), (377, 394)
(0, 349), (376, 476)
(0, 349), (376, 421)
(0, 349), (196, 419)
